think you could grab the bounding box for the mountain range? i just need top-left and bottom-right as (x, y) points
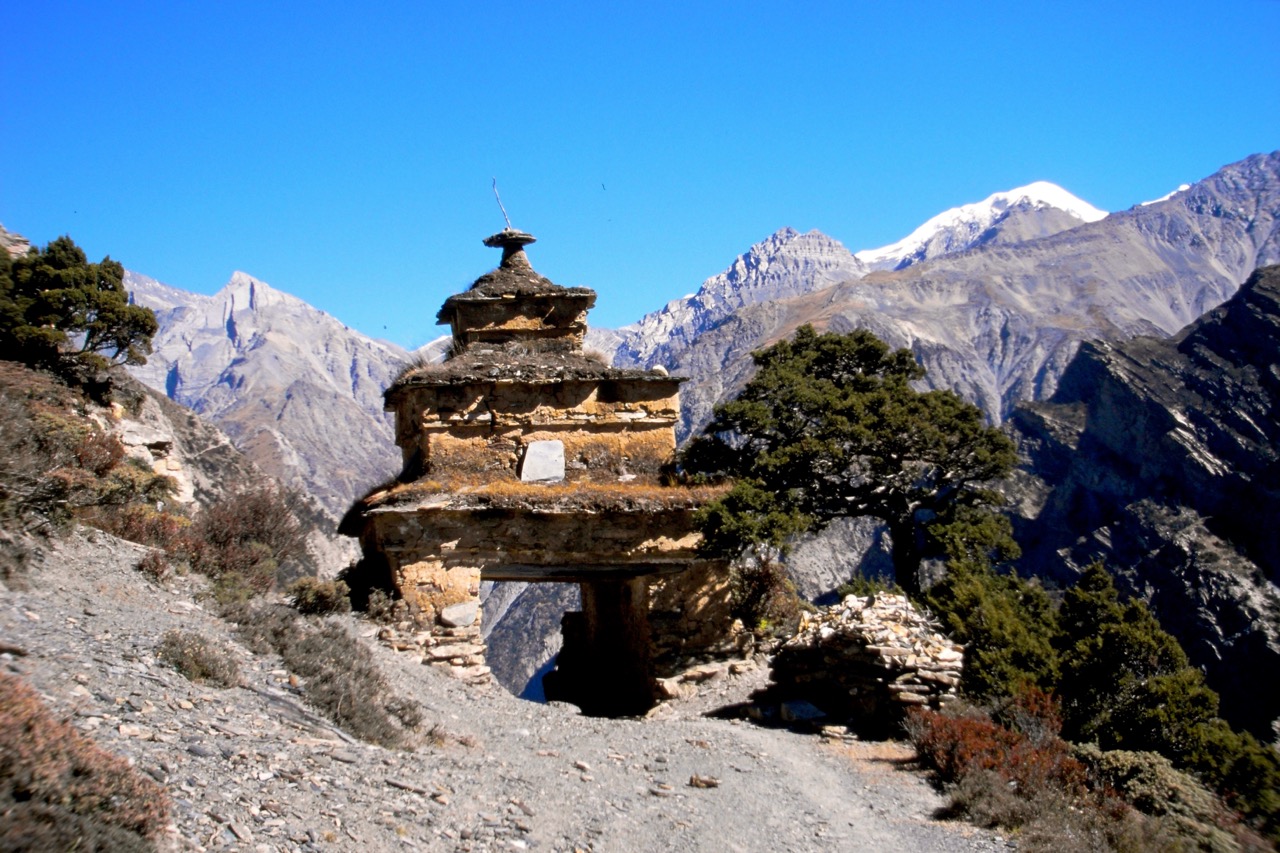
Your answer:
(124, 162), (1269, 519)
(613, 152), (1280, 439)
(127, 271), (410, 522)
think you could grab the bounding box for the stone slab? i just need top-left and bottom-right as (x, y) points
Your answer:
(520, 440), (565, 482)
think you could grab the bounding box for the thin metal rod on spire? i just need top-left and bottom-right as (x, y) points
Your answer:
(492, 178), (513, 230)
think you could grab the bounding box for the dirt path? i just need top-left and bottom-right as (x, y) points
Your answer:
(0, 529), (1007, 852)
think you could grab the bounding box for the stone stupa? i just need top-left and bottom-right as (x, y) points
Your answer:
(345, 228), (730, 715)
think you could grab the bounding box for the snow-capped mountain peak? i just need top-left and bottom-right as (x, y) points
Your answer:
(855, 181), (1107, 270)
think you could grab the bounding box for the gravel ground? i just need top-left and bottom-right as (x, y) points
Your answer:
(0, 528), (1010, 852)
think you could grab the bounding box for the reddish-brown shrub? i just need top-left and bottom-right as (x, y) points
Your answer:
(183, 484), (307, 603)
(906, 699), (1086, 797)
(0, 672), (169, 842)
(135, 549), (170, 581)
(72, 430), (125, 477)
(189, 483), (306, 571)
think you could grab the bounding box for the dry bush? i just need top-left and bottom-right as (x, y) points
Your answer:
(72, 429), (125, 476)
(907, 694), (1259, 852)
(156, 629), (240, 688)
(135, 549), (171, 582)
(288, 577), (352, 615)
(0, 672), (169, 846)
(229, 602), (423, 748)
(85, 504), (189, 551)
(185, 484), (306, 602)
(906, 699), (1086, 797)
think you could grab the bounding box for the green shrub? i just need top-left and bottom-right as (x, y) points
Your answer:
(288, 577), (352, 615)
(156, 629), (240, 687)
(834, 572), (902, 599)
(1073, 745), (1241, 850)
(0, 672), (169, 845)
(921, 560), (1059, 702)
(728, 556), (801, 636)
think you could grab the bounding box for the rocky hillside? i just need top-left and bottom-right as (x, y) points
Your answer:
(0, 526), (1005, 852)
(127, 272), (411, 520)
(621, 152), (1280, 439)
(1008, 265), (1280, 740)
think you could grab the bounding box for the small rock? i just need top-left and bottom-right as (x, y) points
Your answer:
(439, 601), (479, 628)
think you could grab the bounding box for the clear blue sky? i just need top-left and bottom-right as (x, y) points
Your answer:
(3, 1), (1278, 348)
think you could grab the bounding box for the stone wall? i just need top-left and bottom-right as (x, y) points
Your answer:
(762, 594), (963, 733)
(447, 296), (592, 350)
(648, 560), (744, 674)
(390, 379), (682, 480)
(361, 503), (705, 620)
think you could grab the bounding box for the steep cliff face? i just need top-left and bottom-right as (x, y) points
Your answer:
(1009, 265), (1280, 739)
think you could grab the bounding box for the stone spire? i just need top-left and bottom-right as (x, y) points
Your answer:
(436, 229), (596, 353)
(482, 228), (537, 270)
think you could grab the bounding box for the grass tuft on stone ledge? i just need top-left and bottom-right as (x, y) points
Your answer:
(363, 477), (729, 514)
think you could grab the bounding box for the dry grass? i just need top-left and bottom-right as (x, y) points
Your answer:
(367, 476), (727, 513)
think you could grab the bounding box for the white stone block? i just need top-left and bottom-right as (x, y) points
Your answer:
(520, 440), (565, 482)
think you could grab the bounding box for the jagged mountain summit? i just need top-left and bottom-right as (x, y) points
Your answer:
(638, 152), (1280, 439)
(613, 227), (867, 370)
(1009, 264), (1280, 740)
(127, 270), (410, 519)
(854, 181), (1108, 270)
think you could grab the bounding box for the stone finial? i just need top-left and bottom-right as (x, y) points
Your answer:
(483, 228), (537, 269)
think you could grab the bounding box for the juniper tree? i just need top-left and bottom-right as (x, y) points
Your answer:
(0, 236), (157, 370)
(680, 325), (1017, 593)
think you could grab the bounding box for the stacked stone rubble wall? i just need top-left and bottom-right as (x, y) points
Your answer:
(766, 594), (963, 730)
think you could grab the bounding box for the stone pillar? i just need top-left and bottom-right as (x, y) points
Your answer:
(543, 577), (656, 716)
(391, 556), (489, 683)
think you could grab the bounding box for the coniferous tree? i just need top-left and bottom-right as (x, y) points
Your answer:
(0, 236), (156, 371)
(681, 325), (1017, 592)
(919, 507), (1058, 701)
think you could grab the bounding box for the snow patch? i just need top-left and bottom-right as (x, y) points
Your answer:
(1140, 184), (1192, 206)
(855, 181), (1107, 268)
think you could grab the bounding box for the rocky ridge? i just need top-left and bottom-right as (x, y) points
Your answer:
(854, 181), (1107, 271)
(613, 228), (868, 370)
(127, 271), (410, 522)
